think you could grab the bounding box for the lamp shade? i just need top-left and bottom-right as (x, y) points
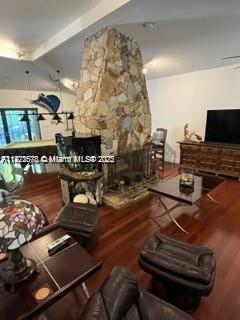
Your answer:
(20, 114), (30, 122)
(0, 199), (45, 252)
(67, 112), (74, 120)
(36, 114), (46, 121)
(52, 113), (62, 122)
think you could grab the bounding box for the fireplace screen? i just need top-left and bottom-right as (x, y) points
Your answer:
(106, 147), (154, 190)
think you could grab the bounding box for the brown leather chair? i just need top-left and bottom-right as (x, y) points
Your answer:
(81, 266), (193, 320)
(139, 233), (216, 312)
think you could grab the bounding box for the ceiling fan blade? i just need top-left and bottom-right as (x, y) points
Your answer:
(222, 55), (240, 60)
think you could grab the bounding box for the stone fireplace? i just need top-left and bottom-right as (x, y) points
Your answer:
(75, 27), (151, 154)
(75, 28), (155, 208)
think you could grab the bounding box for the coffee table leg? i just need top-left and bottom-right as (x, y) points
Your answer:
(167, 210), (189, 234)
(81, 282), (90, 299)
(207, 193), (219, 205)
(152, 196), (189, 234)
(152, 195), (169, 217)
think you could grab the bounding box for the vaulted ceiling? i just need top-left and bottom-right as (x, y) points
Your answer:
(1, 0), (240, 91)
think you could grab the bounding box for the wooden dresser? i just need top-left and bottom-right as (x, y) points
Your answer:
(178, 141), (240, 178)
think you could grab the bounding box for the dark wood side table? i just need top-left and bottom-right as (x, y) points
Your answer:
(0, 224), (102, 320)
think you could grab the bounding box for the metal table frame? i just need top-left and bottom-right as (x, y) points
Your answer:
(151, 193), (219, 234)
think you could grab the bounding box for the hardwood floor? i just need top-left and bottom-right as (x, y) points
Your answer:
(16, 167), (62, 222)
(14, 164), (240, 319)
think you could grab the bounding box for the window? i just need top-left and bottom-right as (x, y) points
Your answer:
(0, 113), (5, 147)
(0, 108), (41, 147)
(28, 109), (41, 140)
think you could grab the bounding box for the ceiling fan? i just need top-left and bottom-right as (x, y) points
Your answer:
(221, 55), (240, 69)
(222, 55), (240, 60)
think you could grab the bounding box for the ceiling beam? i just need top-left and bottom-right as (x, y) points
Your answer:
(31, 0), (131, 61)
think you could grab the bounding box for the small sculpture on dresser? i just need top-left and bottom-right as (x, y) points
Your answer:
(184, 123), (202, 142)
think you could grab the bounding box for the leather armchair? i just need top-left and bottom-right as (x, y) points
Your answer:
(139, 233), (216, 311)
(81, 266), (193, 320)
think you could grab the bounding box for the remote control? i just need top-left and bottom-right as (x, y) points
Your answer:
(47, 234), (72, 256)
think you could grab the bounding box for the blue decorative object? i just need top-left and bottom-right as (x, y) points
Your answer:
(32, 93), (60, 113)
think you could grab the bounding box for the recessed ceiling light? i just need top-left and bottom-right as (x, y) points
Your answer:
(142, 22), (156, 31)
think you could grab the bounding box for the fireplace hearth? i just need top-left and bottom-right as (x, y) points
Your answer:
(103, 175), (158, 210)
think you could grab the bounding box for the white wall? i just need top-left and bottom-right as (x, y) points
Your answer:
(147, 65), (240, 163)
(0, 89), (76, 140)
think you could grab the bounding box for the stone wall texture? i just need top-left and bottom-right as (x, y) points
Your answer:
(75, 27), (151, 155)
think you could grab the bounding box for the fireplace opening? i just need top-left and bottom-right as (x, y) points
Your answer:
(106, 147), (154, 188)
(103, 146), (157, 209)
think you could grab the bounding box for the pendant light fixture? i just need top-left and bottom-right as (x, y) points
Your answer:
(20, 113), (30, 122)
(17, 69), (75, 124)
(50, 70), (64, 125)
(36, 114), (46, 121)
(67, 112), (74, 120)
(67, 111), (75, 132)
(52, 113), (63, 123)
(20, 71), (32, 122)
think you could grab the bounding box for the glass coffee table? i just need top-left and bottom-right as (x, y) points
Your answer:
(148, 175), (219, 233)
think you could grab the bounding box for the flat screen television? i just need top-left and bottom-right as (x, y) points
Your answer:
(205, 109), (240, 145)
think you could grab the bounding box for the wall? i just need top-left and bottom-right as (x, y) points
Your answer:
(75, 28), (151, 155)
(147, 64), (240, 162)
(0, 89), (76, 140)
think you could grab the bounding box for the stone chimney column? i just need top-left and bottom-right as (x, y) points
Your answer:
(75, 28), (151, 155)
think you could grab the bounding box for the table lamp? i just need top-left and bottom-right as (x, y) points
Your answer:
(0, 198), (45, 286)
